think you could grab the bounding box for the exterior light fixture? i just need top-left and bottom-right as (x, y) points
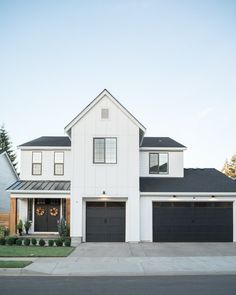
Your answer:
(99, 190), (109, 200)
(211, 195), (215, 199)
(173, 195), (176, 199)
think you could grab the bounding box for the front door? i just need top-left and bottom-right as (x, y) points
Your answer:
(86, 202), (126, 242)
(34, 199), (61, 232)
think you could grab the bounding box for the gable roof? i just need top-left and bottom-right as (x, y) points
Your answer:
(19, 136), (71, 148)
(141, 137), (186, 149)
(64, 89), (146, 136)
(0, 152), (19, 179)
(140, 168), (236, 193)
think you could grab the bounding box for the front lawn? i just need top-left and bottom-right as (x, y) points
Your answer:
(0, 261), (32, 268)
(0, 246), (74, 257)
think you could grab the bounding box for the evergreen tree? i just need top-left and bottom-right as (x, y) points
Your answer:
(0, 124), (17, 168)
(222, 155), (236, 179)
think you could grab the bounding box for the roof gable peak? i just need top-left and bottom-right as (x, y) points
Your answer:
(64, 89), (146, 135)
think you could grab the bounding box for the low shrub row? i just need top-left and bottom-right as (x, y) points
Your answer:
(0, 237), (71, 247)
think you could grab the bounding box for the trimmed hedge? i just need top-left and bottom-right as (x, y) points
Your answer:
(55, 239), (63, 247)
(24, 238), (30, 246)
(31, 238), (37, 246)
(48, 240), (54, 247)
(39, 239), (46, 247)
(64, 239), (71, 247)
(0, 237), (5, 245)
(16, 239), (23, 246)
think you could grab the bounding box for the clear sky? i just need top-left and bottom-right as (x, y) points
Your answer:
(0, 0), (235, 171)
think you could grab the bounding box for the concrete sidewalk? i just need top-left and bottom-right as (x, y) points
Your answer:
(1, 243), (236, 276)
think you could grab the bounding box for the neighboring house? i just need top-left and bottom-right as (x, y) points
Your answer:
(0, 152), (18, 228)
(7, 89), (236, 242)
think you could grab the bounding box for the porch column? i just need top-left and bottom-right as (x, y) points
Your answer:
(10, 197), (17, 235)
(66, 198), (70, 225)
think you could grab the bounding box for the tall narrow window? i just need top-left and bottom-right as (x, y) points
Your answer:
(54, 152), (64, 175)
(93, 138), (117, 164)
(32, 152), (42, 175)
(149, 153), (168, 174)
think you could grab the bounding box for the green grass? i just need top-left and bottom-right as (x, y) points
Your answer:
(0, 246), (74, 257)
(0, 261), (32, 268)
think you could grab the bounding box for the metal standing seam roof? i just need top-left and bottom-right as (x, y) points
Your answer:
(140, 168), (236, 193)
(7, 180), (71, 191)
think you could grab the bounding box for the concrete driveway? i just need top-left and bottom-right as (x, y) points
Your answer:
(70, 242), (236, 257)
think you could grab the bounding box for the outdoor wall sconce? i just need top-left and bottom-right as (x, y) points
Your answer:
(173, 195), (176, 199)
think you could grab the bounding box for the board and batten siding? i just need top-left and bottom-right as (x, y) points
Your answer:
(70, 94), (140, 242)
(139, 150), (184, 177)
(20, 149), (71, 180)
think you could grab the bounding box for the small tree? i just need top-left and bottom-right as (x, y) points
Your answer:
(0, 124), (17, 168)
(58, 217), (70, 240)
(222, 155), (236, 179)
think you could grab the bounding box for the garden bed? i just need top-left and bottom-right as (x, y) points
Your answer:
(0, 246), (74, 257)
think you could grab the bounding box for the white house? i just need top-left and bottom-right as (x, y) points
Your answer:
(8, 89), (236, 243)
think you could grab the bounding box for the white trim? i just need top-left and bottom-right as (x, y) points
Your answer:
(140, 192), (236, 196)
(18, 146), (71, 150)
(64, 89), (146, 135)
(140, 147), (186, 151)
(10, 192), (70, 197)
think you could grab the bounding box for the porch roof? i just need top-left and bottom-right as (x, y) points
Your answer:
(7, 180), (70, 192)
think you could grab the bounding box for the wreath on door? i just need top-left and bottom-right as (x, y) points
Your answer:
(50, 207), (58, 216)
(36, 207), (45, 216)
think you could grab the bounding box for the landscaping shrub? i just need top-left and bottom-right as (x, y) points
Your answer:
(48, 240), (54, 247)
(0, 237), (5, 245)
(55, 239), (63, 247)
(58, 217), (70, 239)
(39, 239), (45, 247)
(6, 237), (15, 246)
(64, 238), (71, 247)
(24, 238), (30, 246)
(31, 238), (37, 246)
(16, 239), (22, 246)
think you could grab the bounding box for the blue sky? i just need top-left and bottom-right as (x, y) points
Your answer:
(0, 0), (235, 170)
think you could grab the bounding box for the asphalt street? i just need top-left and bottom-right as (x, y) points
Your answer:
(1, 275), (236, 295)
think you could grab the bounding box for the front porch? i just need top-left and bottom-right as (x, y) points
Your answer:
(9, 196), (70, 235)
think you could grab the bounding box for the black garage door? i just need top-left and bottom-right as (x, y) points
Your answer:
(86, 202), (125, 242)
(153, 202), (233, 242)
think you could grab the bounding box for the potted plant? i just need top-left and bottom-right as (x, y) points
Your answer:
(24, 220), (32, 235)
(17, 220), (23, 236)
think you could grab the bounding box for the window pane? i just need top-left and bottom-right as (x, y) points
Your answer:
(32, 152), (42, 163)
(105, 138), (116, 163)
(94, 138), (105, 163)
(159, 153), (168, 173)
(55, 152), (64, 163)
(33, 163), (42, 175)
(149, 154), (158, 173)
(55, 163), (64, 175)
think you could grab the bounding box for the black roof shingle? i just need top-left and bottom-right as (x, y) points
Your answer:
(19, 136), (71, 147)
(141, 137), (186, 148)
(140, 169), (236, 193)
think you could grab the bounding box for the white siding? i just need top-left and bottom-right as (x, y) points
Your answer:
(70, 94), (140, 242)
(140, 150), (184, 177)
(20, 150), (71, 180)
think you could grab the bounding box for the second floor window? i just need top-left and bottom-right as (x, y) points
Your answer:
(93, 138), (117, 164)
(32, 152), (42, 175)
(149, 153), (168, 174)
(54, 152), (64, 175)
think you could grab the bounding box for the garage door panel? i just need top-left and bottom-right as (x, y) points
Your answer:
(86, 202), (125, 242)
(153, 202), (233, 242)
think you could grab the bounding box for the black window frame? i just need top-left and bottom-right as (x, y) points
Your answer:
(93, 137), (117, 164)
(149, 152), (169, 174)
(54, 151), (64, 176)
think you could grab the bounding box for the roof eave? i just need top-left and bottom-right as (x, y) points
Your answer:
(140, 192), (236, 196)
(140, 147), (187, 151)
